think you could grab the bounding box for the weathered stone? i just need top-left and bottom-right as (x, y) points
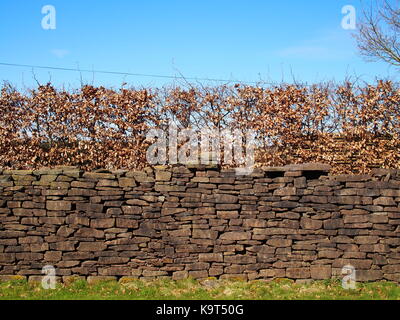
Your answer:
(272, 201), (298, 208)
(142, 270), (168, 277)
(87, 276), (117, 284)
(370, 214), (389, 224)
(98, 257), (130, 265)
(267, 239), (292, 247)
(300, 217), (322, 230)
(126, 199), (148, 206)
(90, 219), (115, 229)
(286, 268), (311, 279)
(68, 188), (97, 197)
(172, 271), (188, 280)
(217, 204), (242, 211)
(161, 207), (186, 215)
(217, 211), (239, 219)
(332, 196), (362, 205)
(50, 181), (70, 189)
(192, 229), (218, 239)
(224, 255), (256, 264)
(382, 265), (400, 274)
(83, 172), (116, 180)
(243, 219), (267, 228)
(199, 253), (223, 262)
(381, 189), (400, 197)
(71, 181), (95, 188)
(356, 270), (383, 281)
(76, 203), (103, 213)
(44, 251), (62, 262)
(354, 236), (379, 244)
(344, 215), (369, 224)
(324, 219), (344, 230)
(194, 207), (216, 215)
(2, 166), (400, 282)
(155, 171), (172, 182)
(220, 232), (250, 241)
(259, 269), (285, 278)
(188, 270), (208, 279)
(274, 187), (296, 196)
(75, 228), (104, 238)
(51, 241), (76, 251)
(310, 266), (332, 280)
(284, 163), (331, 172)
(334, 174), (370, 182)
(66, 215), (90, 226)
(215, 194), (238, 204)
(46, 201), (71, 211)
(106, 207), (122, 215)
(77, 242), (107, 251)
(116, 219), (139, 229)
(122, 206), (142, 214)
(18, 236), (43, 244)
(0, 275), (26, 282)
(168, 228), (191, 237)
(0, 253), (15, 263)
(374, 197), (396, 206)
(318, 250), (342, 259)
(118, 178), (136, 188)
(97, 179), (119, 187)
(300, 196), (328, 204)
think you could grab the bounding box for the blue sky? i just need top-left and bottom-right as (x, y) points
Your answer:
(0, 0), (396, 89)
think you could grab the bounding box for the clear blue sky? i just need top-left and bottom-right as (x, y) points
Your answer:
(0, 0), (396, 89)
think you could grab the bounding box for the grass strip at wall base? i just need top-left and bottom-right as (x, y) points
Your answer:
(0, 278), (399, 300)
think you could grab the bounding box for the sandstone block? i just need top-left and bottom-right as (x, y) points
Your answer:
(274, 187), (296, 196)
(122, 206), (142, 214)
(87, 276), (117, 284)
(217, 211), (239, 219)
(286, 268), (311, 279)
(192, 229), (218, 239)
(220, 232), (250, 241)
(44, 251), (62, 262)
(118, 178), (136, 188)
(77, 242), (107, 251)
(90, 218), (115, 229)
(267, 239), (292, 247)
(324, 219), (344, 230)
(310, 266), (331, 280)
(116, 218), (138, 229)
(172, 271), (188, 280)
(215, 194), (238, 204)
(199, 253), (223, 262)
(46, 201), (71, 211)
(373, 197), (396, 206)
(75, 228), (104, 238)
(300, 217), (322, 230)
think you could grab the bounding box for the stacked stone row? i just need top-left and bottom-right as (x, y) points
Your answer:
(0, 164), (400, 283)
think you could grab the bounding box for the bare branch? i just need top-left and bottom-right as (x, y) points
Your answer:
(354, 0), (400, 67)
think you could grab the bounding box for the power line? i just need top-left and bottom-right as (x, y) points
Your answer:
(0, 62), (274, 86)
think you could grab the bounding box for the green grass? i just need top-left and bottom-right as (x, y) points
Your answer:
(0, 278), (399, 300)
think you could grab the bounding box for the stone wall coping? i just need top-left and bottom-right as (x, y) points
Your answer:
(0, 163), (400, 177)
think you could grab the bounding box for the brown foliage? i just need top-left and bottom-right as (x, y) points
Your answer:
(0, 80), (399, 173)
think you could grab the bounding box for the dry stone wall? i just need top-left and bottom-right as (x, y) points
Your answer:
(1, 163), (400, 283)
